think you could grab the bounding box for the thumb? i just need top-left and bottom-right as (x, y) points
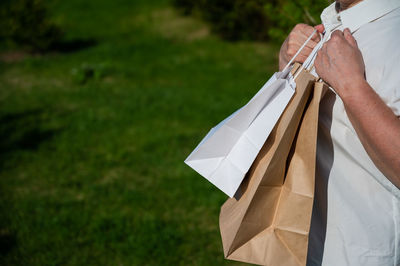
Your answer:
(314, 24), (325, 33)
(344, 28), (357, 47)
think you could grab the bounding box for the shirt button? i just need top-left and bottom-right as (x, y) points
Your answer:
(337, 16), (342, 22)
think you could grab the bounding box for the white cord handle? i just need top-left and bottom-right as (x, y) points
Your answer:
(282, 29), (317, 73)
(305, 24), (343, 74)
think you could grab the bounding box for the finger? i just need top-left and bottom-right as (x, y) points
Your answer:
(305, 39), (319, 49)
(312, 31), (321, 42)
(287, 31), (319, 61)
(292, 37), (318, 50)
(286, 44), (315, 64)
(288, 42), (317, 62)
(331, 30), (344, 40)
(292, 24), (321, 43)
(294, 54), (309, 63)
(291, 30), (313, 45)
(300, 25), (321, 42)
(301, 45), (314, 55)
(287, 35), (316, 59)
(298, 23), (316, 35)
(314, 24), (325, 33)
(343, 28), (357, 47)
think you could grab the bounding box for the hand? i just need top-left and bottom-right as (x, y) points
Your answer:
(279, 24), (324, 71)
(314, 28), (366, 99)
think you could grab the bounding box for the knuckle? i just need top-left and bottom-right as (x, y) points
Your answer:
(326, 39), (335, 47)
(330, 34), (340, 42)
(294, 23), (308, 32)
(294, 24), (303, 30)
(288, 31), (296, 40)
(330, 31), (343, 42)
(309, 42), (317, 48)
(302, 50), (311, 58)
(287, 47), (296, 57)
(287, 37), (296, 46)
(298, 55), (307, 63)
(313, 35), (321, 42)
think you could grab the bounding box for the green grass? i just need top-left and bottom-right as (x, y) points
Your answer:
(0, 0), (280, 264)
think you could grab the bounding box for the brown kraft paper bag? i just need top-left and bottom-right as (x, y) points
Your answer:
(219, 64), (327, 266)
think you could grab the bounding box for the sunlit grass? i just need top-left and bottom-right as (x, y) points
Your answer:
(0, 0), (279, 264)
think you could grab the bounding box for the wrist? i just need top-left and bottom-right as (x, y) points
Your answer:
(338, 76), (370, 103)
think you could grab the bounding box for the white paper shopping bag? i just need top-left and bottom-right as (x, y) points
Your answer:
(185, 69), (295, 197)
(185, 30), (318, 198)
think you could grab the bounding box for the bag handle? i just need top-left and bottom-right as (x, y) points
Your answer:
(293, 33), (325, 80)
(303, 24), (342, 73)
(282, 29), (318, 73)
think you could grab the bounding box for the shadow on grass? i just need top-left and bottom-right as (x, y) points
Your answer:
(0, 38), (98, 63)
(0, 110), (57, 258)
(51, 38), (98, 53)
(0, 109), (62, 156)
(0, 230), (16, 256)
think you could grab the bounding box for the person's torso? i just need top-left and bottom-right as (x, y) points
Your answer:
(308, 3), (400, 266)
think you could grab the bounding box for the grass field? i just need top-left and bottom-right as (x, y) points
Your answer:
(0, 0), (279, 264)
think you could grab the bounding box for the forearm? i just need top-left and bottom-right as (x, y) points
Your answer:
(340, 79), (400, 188)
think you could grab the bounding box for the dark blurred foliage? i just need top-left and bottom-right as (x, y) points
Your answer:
(265, 0), (332, 42)
(172, 0), (271, 41)
(172, 0), (332, 43)
(0, 0), (62, 52)
(172, 0), (196, 15)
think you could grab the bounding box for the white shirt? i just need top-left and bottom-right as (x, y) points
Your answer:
(307, 1), (400, 265)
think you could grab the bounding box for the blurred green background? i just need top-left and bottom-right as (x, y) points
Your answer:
(0, 0), (329, 265)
